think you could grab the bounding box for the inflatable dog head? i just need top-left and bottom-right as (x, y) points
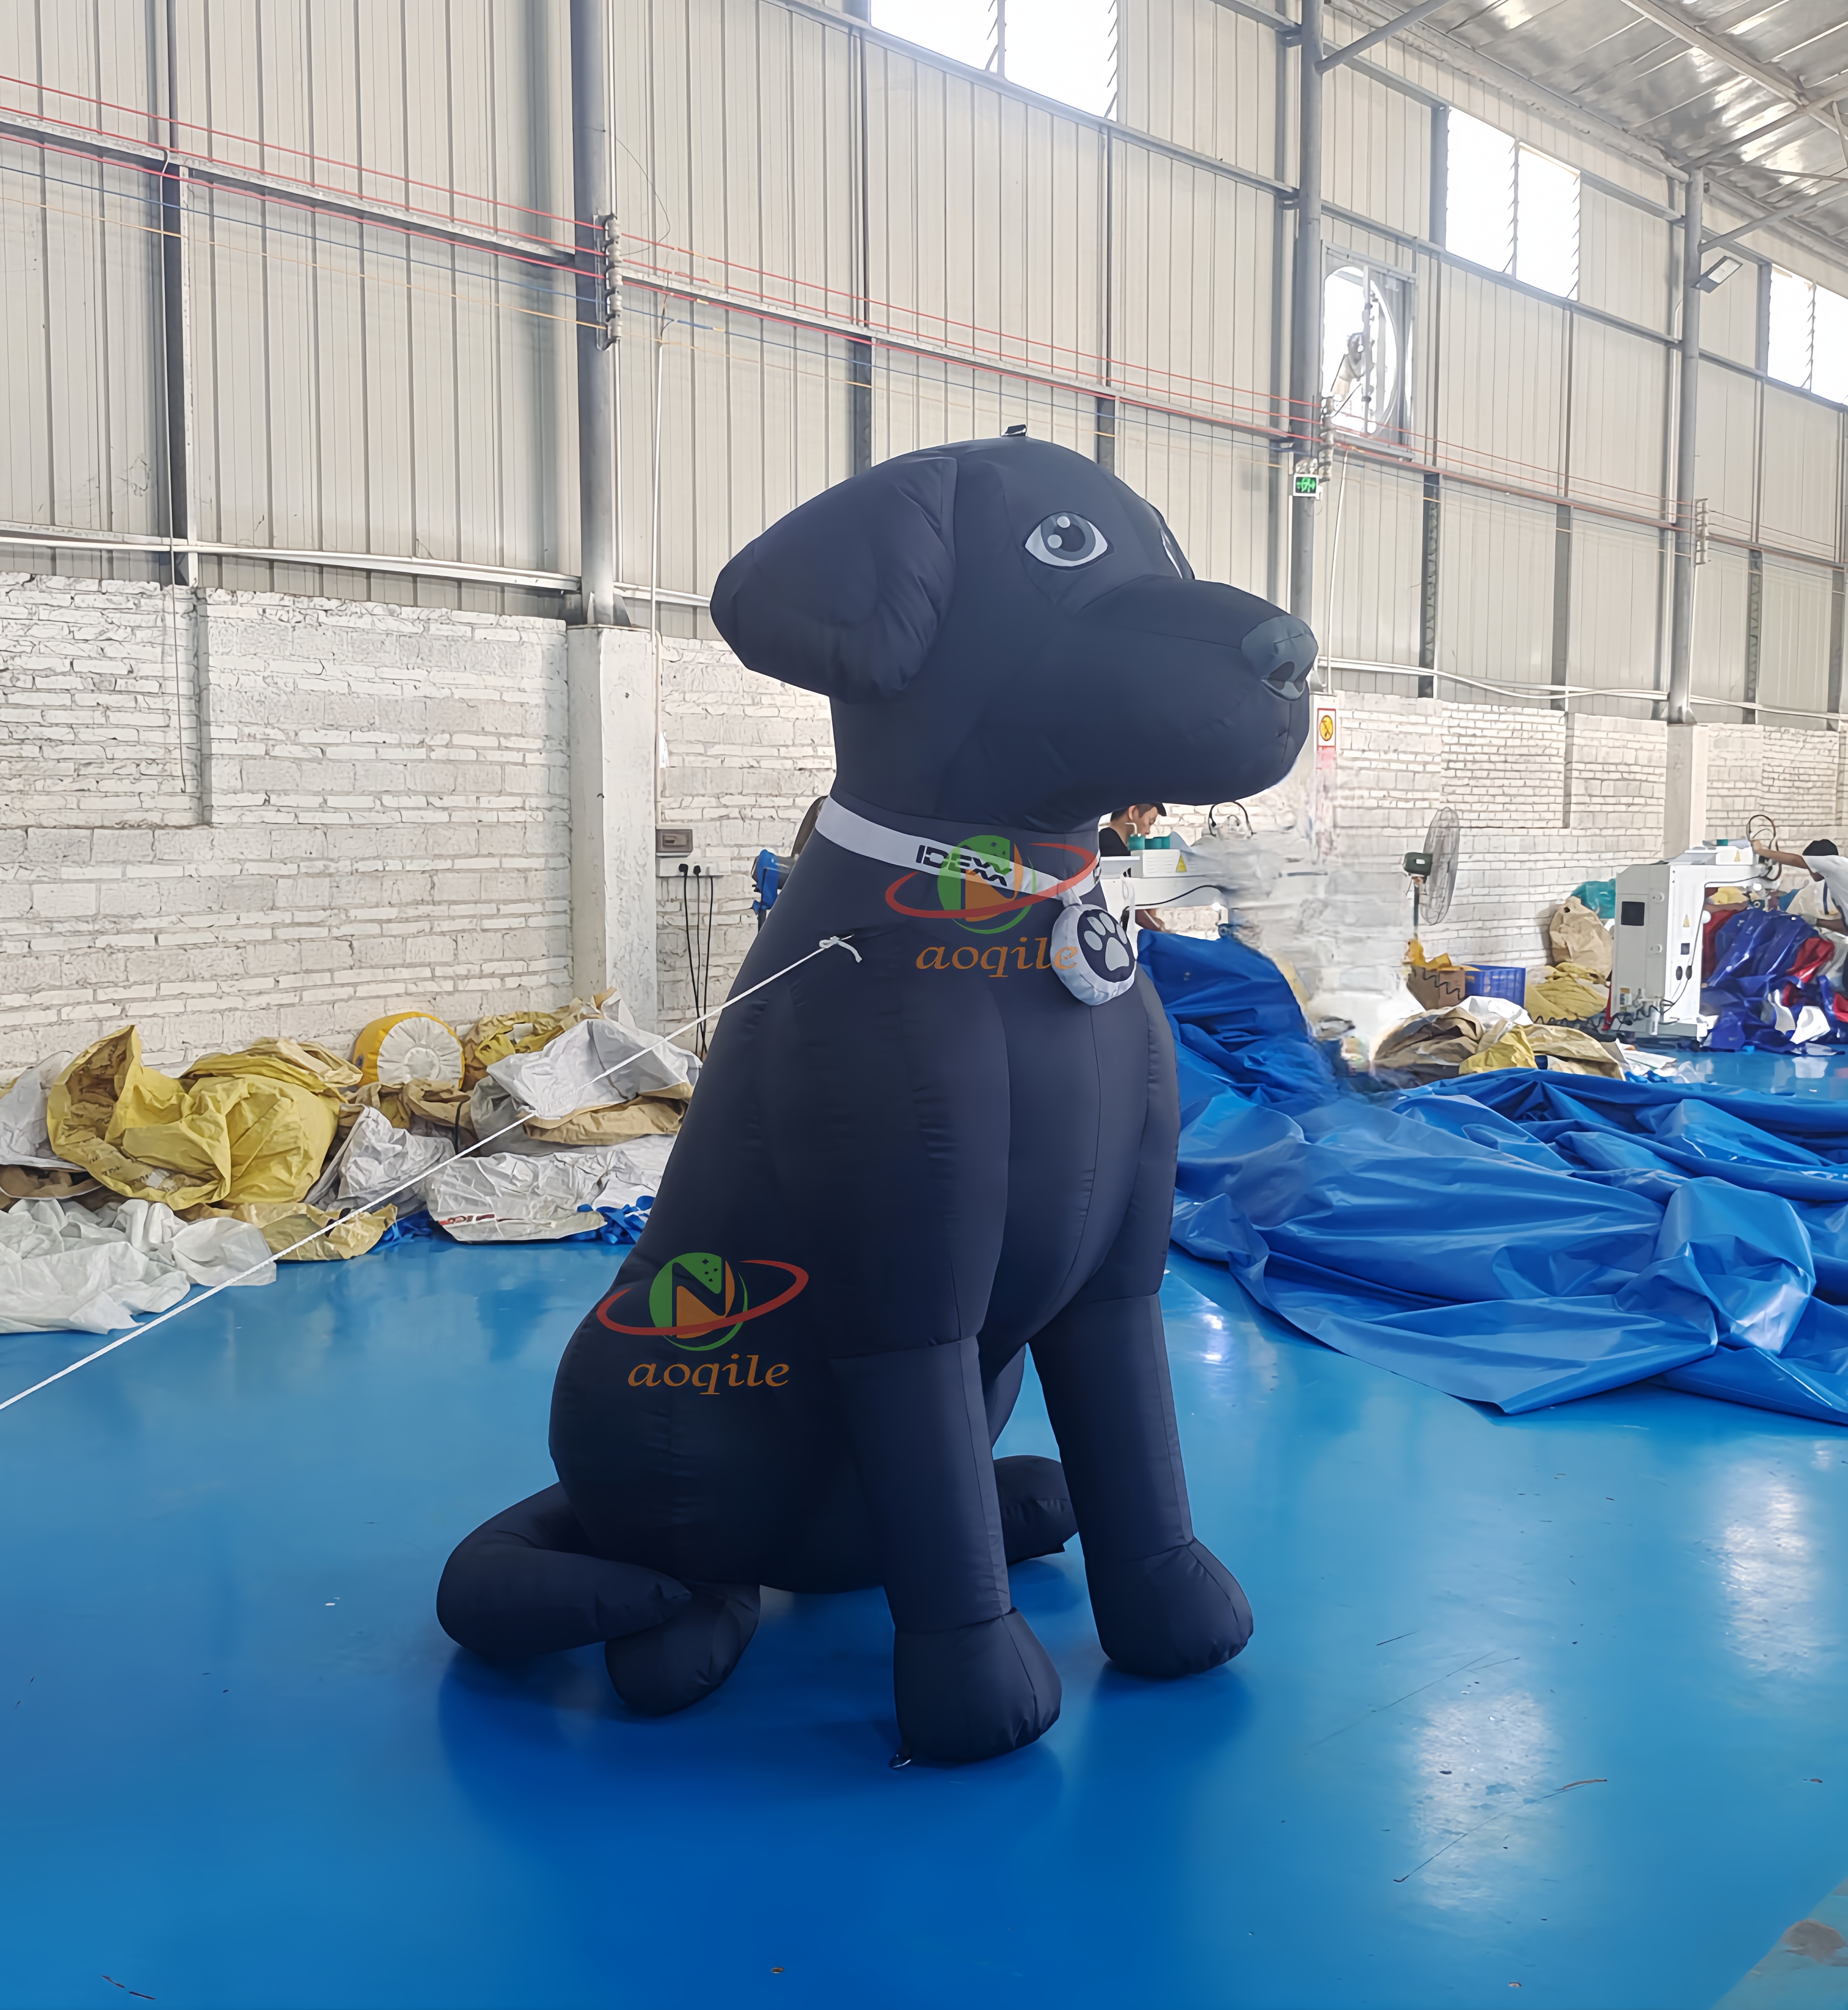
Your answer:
(711, 435), (1314, 831)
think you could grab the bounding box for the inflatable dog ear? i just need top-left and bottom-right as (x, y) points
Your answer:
(710, 453), (957, 701)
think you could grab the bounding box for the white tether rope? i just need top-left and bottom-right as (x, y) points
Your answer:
(0, 936), (860, 1416)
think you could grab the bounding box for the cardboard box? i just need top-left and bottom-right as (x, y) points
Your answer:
(1406, 963), (1471, 1012)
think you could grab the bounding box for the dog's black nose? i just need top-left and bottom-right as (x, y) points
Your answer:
(1242, 614), (1318, 700)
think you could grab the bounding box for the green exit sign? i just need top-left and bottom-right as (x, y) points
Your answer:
(1294, 470), (1319, 496)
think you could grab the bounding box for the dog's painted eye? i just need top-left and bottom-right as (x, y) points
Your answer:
(1025, 513), (1109, 568)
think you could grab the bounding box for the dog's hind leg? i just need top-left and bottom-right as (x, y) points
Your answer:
(994, 1456), (1077, 1562)
(979, 1345), (1079, 1564)
(436, 1486), (692, 1661)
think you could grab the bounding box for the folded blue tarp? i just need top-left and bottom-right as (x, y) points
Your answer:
(1141, 930), (1848, 1425)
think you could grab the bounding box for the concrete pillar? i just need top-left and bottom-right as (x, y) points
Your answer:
(568, 627), (658, 1028)
(1664, 722), (1708, 857)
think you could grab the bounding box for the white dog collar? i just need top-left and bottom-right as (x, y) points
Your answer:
(812, 798), (1135, 1005)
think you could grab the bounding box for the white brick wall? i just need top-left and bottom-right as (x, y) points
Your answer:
(649, 660), (1848, 998)
(7, 570), (1847, 1075)
(653, 634), (834, 1042)
(1, 577), (572, 1072)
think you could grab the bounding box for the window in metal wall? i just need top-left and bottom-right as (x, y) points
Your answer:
(1768, 267), (1848, 405)
(1444, 108), (1580, 300)
(870, 1), (1118, 118)
(1322, 260), (1411, 443)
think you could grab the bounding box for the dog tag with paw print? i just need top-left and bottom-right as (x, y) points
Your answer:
(1051, 900), (1138, 1006)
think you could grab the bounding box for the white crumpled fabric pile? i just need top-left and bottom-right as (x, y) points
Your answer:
(0, 1059), (80, 1172)
(420, 1016), (687, 1241)
(0, 1197), (276, 1336)
(425, 1135), (676, 1244)
(1183, 830), (1423, 1059)
(466, 1014), (699, 1151)
(307, 1104), (455, 1215)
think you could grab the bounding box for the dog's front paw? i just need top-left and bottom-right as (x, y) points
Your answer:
(893, 1609), (1061, 1762)
(1085, 1540), (1252, 1677)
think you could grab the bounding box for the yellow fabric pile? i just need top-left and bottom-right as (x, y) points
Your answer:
(194, 1199), (396, 1262)
(463, 1010), (575, 1088)
(1525, 961), (1610, 1023)
(458, 991), (621, 1088)
(520, 1085), (692, 1148)
(1373, 1008), (1487, 1080)
(338, 1078), (476, 1140)
(46, 1031), (351, 1210)
(1459, 1025), (1623, 1078)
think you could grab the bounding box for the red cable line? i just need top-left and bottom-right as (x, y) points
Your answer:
(0, 67), (582, 237)
(0, 93), (1788, 550)
(3, 117), (586, 280)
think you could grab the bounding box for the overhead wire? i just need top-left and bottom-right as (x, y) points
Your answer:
(1, 127), (1706, 536)
(7, 153), (1825, 602)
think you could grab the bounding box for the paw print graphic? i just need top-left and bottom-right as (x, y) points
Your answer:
(1079, 910), (1134, 978)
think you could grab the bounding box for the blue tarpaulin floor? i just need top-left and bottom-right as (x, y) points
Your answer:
(8, 1057), (1848, 2007)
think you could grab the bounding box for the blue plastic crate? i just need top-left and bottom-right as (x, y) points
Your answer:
(1465, 963), (1528, 1005)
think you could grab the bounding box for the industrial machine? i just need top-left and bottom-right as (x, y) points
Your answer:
(1610, 844), (1767, 1039)
(1097, 841), (1230, 942)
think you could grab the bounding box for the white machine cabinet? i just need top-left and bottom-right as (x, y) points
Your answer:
(1611, 846), (1764, 1039)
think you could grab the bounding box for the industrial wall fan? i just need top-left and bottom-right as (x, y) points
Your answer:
(1402, 804), (1459, 938)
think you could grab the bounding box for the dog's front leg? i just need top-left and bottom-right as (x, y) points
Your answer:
(832, 1335), (1061, 1762)
(1032, 1292), (1253, 1676)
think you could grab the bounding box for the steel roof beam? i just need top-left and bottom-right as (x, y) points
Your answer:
(1318, 0), (1452, 73)
(1702, 180), (1848, 256)
(1686, 75), (1848, 170)
(1619, 0), (1848, 171)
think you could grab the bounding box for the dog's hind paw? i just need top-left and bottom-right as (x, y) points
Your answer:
(604, 1581), (761, 1715)
(994, 1454), (1077, 1563)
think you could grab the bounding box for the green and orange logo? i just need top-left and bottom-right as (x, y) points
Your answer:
(885, 834), (1094, 936)
(596, 1252), (808, 1352)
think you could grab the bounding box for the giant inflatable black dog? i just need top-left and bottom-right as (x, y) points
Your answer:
(438, 437), (1313, 1762)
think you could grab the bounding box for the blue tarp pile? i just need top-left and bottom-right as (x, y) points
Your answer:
(1142, 929), (1848, 1425)
(1704, 903), (1848, 1051)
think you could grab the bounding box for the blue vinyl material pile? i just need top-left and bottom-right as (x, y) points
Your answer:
(1142, 929), (1848, 1425)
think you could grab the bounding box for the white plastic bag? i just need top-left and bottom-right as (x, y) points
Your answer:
(589, 1135), (676, 1211)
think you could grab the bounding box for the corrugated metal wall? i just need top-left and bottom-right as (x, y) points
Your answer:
(1, 0), (1844, 719)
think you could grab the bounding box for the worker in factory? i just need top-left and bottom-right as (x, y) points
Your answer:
(1099, 802), (1171, 933)
(1753, 835), (1848, 932)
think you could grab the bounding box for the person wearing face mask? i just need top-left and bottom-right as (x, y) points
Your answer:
(1098, 803), (1170, 932)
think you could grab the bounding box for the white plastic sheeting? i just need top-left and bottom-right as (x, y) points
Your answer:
(425, 1137), (676, 1244)
(307, 1105), (455, 1215)
(484, 1017), (698, 1124)
(0, 1060), (80, 1172)
(1184, 831), (1422, 1058)
(0, 1197), (276, 1335)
